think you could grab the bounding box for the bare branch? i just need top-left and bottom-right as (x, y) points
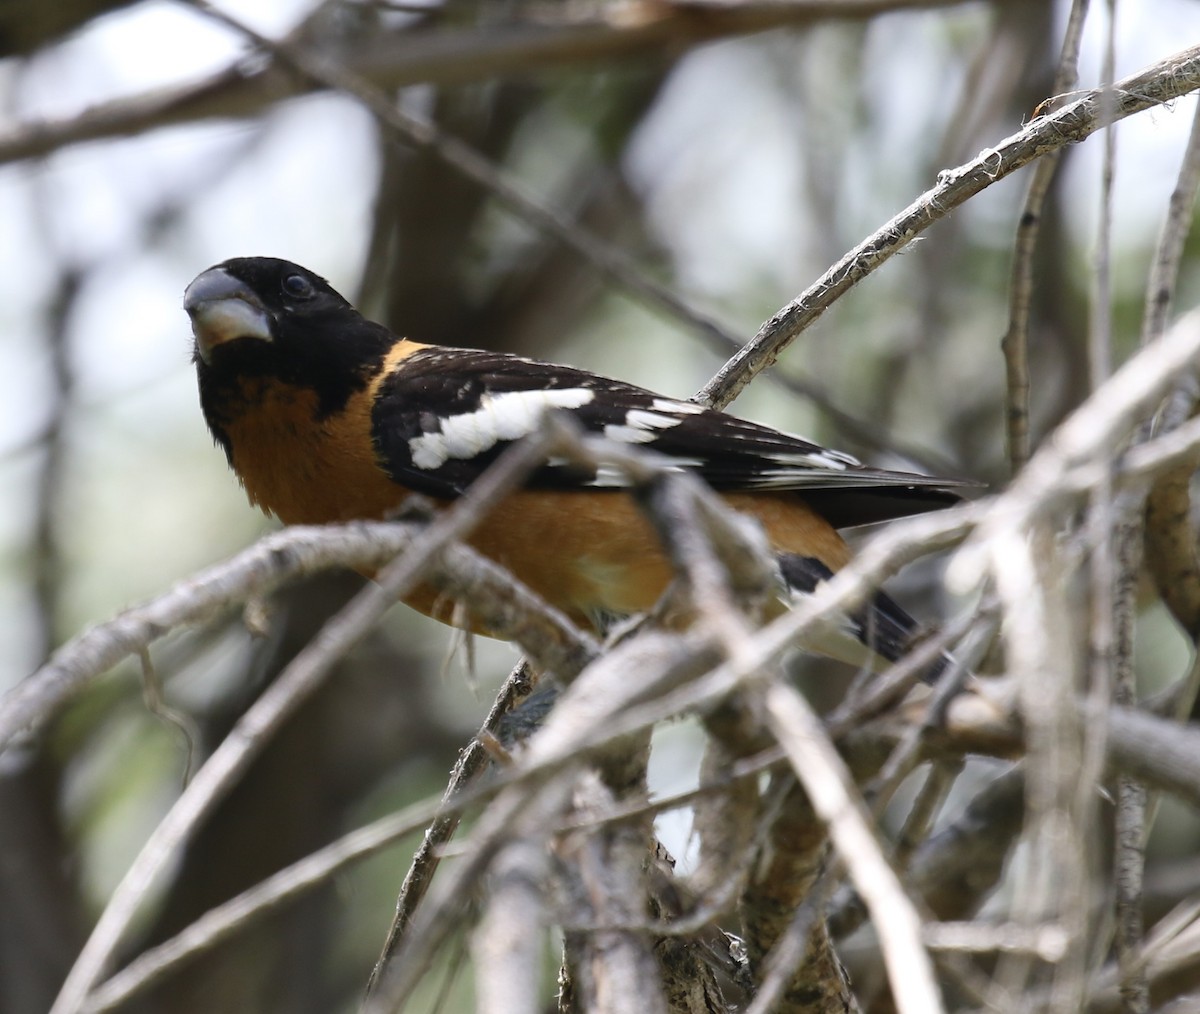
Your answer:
(763, 680), (944, 1013)
(81, 788), (450, 1013)
(1000, 0), (1088, 473)
(0, 0), (973, 165)
(365, 628), (720, 1011)
(472, 836), (551, 1014)
(561, 773), (668, 1014)
(1142, 96), (1200, 640)
(46, 423), (605, 1014)
(0, 521), (597, 755)
(368, 660), (538, 991)
(700, 42), (1200, 409)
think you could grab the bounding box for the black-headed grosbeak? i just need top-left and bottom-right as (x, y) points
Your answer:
(185, 257), (968, 672)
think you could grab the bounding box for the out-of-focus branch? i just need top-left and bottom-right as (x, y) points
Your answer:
(85, 744), (770, 1013)
(829, 764), (1027, 942)
(186, 0), (767, 400)
(764, 680), (944, 1013)
(858, 689), (1200, 813)
(11, 0), (977, 477)
(60, 407), (806, 1013)
(29, 268), (81, 662)
(561, 772), (668, 1014)
(472, 828), (556, 1014)
(46, 432), (1200, 1014)
(81, 786), (455, 1014)
(1000, 0), (1088, 474)
(1111, 63), (1200, 1013)
(48, 543), (590, 1014)
(83, 672), (1200, 1014)
(31, 239), (1200, 1014)
(365, 627), (721, 1012)
(373, 443), (782, 1009)
(0, 0), (136, 57)
(955, 306), (1200, 596)
(368, 660), (538, 991)
(46, 423), (606, 1014)
(0, 0), (970, 164)
(638, 466), (855, 1010)
(0, 521), (596, 754)
(1, 522), (410, 750)
(1141, 96), (1200, 642)
(2, 417), (604, 753)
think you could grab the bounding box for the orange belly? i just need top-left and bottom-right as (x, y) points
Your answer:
(403, 488), (851, 630)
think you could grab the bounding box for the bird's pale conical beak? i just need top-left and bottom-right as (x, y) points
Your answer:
(184, 268), (272, 363)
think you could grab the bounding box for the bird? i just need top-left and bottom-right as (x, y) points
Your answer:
(185, 256), (970, 674)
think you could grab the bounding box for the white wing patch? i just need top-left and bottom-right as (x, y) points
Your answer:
(585, 453), (705, 488)
(409, 388), (595, 469)
(591, 465), (630, 487)
(603, 425), (657, 445)
(627, 409), (683, 430)
(603, 408), (683, 446)
(768, 448), (859, 470)
(651, 398), (704, 415)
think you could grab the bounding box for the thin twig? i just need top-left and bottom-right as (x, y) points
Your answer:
(830, 765), (1028, 940)
(183, 0), (756, 376)
(37, 299), (1200, 1013)
(892, 759), (964, 870)
(365, 629), (720, 1011)
(923, 921), (1069, 960)
(27, 266), (80, 661)
(699, 42), (1200, 410)
(1113, 74), (1200, 1014)
(2, 523), (409, 750)
(73, 546), (1200, 1012)
(861, 619), (993, 813)
(1084, 13), (1135, 1012)
(1141, 97), (1200, 642)
(82, 791), (452, 1013)
(1142, 100), (1200, 351)
(763, 679), (944, 1014)
(367, 660), (538, 993)
(136, 647), (199, 786)
(0, 522), (594, 754)
(188, 0), (948, 479)
(47, 429), (599, 1014)
(81, 667), (776, 1012)
(1000, 0), (1089, 473)
(0, 1), (975, 164)
(955, 306), (1200, 582)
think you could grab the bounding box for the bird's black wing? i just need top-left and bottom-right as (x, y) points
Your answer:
(370, 346), (969, 525)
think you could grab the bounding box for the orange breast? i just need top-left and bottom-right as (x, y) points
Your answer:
(224, 376), (403, 524)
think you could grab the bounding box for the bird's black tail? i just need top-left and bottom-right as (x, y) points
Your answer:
(777, 554), (948, 683)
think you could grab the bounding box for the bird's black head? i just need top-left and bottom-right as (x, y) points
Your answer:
(185, 257), (397, 421)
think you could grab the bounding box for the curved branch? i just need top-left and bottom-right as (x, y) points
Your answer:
(699, 43), (1200, 409)
(0, 0), (970, 164)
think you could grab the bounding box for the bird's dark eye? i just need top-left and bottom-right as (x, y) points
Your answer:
(282, 274), (315, 300)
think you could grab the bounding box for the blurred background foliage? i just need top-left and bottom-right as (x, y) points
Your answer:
(2, 1), (1199, 1011)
